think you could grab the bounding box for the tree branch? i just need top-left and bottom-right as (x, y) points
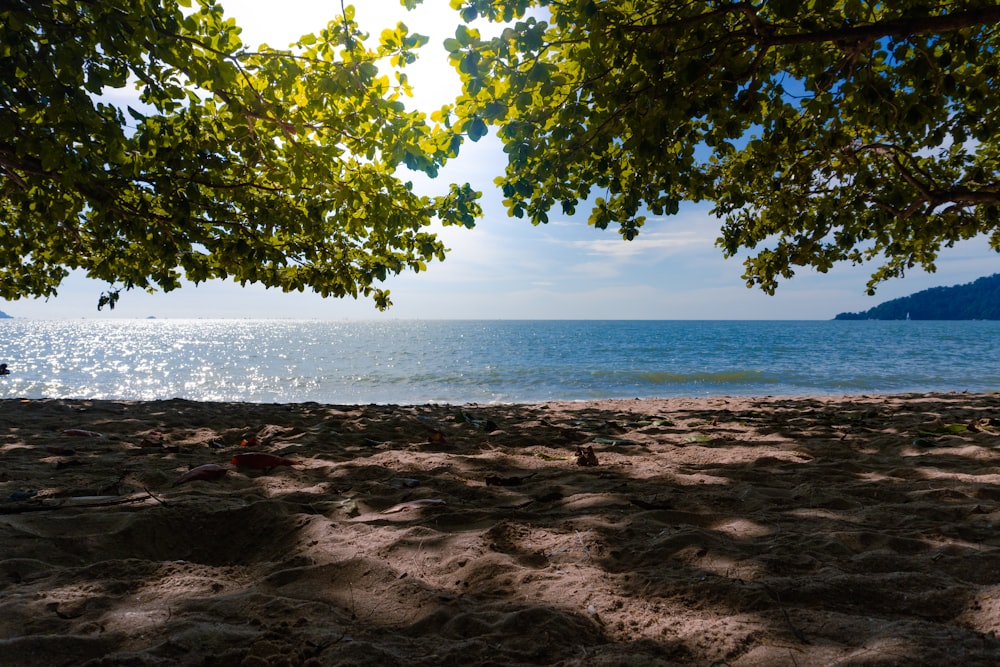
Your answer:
(763, 7), (1000, 47)
(853, 142), (1000, 216)
(616, 5), (1000, 48)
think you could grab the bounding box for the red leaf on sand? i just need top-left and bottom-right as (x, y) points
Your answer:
(173, 463), (228, 486)
(231, 452), (296, 470)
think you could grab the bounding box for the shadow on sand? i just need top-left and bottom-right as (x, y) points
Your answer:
(1, 392), (1000, 665)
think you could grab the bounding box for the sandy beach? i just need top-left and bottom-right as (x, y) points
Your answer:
(2, 392), (999, 666)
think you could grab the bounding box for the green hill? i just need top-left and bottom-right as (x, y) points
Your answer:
(835, 274), (1000, 320)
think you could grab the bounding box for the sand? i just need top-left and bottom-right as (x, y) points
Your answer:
(1, 392), (1000, 666)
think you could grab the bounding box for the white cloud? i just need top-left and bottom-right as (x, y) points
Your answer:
(564, 228), (713, 258)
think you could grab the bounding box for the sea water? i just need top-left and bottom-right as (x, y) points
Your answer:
(0, 319), (997, 404)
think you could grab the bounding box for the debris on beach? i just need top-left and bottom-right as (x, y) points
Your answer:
(172, 463), (228, 486)
(456, 409), (500, 433)
(575, 445), (599, 466)
(384, 477), (420, 489)
(380, 498), (446, 514)
(62, 428), (103, 438)
(231, 452), (296, 470)
(417, 415), (448, 444)
(3, 489), (38, 503)
(485, 473), (536, 487)
(422, 425), (447, 444)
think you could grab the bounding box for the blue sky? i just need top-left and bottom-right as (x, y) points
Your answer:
(4, 0), (997, 320)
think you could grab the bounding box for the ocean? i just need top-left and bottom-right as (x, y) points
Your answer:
(0, 319), (997, 404)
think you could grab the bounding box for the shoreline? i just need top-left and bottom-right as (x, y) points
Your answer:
(2, 387), (997, 407)
(2, 391), (1000, 665)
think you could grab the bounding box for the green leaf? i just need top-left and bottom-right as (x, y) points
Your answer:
(467, 117), (488, 141)
(455, 24), (475, 47)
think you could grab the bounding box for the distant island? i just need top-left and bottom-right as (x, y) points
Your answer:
(0, 310), (11, 319)
(835, 274), (1000, 320)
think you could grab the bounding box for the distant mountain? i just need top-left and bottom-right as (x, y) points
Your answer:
(835, 274), (1000, 320)
(0, 310), (11, 319)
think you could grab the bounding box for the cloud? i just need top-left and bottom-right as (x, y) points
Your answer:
(563, 228), (713, 259)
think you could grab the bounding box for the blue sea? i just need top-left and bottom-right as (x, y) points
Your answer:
(0, 319), (997, 404)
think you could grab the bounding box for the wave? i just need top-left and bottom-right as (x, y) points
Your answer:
(630, 369), (779, 385)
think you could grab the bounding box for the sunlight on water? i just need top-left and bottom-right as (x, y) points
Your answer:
(0, 319), (997, 403)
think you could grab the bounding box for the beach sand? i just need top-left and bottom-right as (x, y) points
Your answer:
(2, 392), (1000, 666)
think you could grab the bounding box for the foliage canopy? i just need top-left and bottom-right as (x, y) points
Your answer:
(1, 0), (479, 309)
(444, 0), (1000, 293)
(7, 0), (1000, 309)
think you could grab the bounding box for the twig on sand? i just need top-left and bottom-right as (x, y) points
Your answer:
(781, 607), (811, 645)
(762, 583), (811, 645)
(575, 531), (592, 563)
(142, 486), (169, 506)
(0, 489), (163, 514)
(379, 498), (446, 514)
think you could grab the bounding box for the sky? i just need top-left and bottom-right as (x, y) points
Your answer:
(4, 0), (997, 320)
